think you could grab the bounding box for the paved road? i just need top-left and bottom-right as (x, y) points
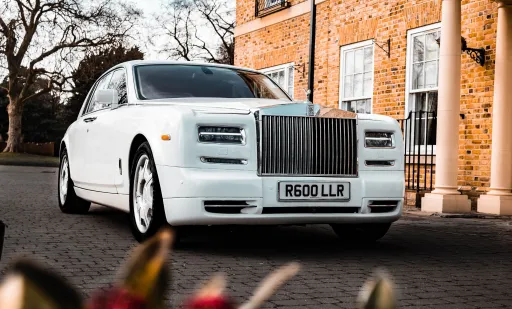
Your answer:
(1, 165), (512, 308)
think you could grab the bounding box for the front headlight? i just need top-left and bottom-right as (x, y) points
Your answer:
(365, 132), (395, 148)
(198, 126), (245, 144)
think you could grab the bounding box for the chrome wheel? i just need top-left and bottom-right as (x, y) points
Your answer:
(59, 156), (69, 205)
(133, 154), (154, 233)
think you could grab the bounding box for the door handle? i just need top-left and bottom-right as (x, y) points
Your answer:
(83, 117), (97, 123)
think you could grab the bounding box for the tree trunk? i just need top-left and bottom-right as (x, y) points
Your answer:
(3, 100), (23, 153)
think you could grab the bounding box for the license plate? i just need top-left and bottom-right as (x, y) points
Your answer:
(278, 182), (350, 201)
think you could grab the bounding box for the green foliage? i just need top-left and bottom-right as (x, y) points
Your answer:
(0, 70), (64, 143)
(62, 45), (144, 126)
(0, 45), (143, 144)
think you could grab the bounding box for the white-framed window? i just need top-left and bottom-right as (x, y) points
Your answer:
(261, 63), (295, 99)
(339, 40), (374, 114)
(405, 23), (441, 153)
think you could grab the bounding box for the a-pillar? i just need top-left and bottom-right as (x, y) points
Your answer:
(421, 0), (471, 213)
(478, 1), (512, 215)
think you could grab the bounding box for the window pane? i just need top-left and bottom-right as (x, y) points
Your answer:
(344, 75), (353, 98)
(426, 32), (440, 61)
(413, 35), (425, 62)
(365, 99), (371, 113)
(412, 63), (424, 89)
(353, 73), (363, 97)
(345, 51), (354, 75)
(425, 60), (438, 88)
(277, 70), (285, 87)
(364, 47), (373, 72)
(427, 91), (438, 113)
(354, 49), (364, 73)
(414, 92), (427, 111)
(356, 100), (366, 113)
(426, 92), (438, 145)
(363, 72), (372, 97)
(288, 66), (294, 98)
(342, 101), (356, 113)
(349, 101), (356, 113)
(108, 70), (128, 105)
(87, 72), (112, 113)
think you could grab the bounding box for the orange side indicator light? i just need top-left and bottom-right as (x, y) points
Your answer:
(161, 134), (171, 141)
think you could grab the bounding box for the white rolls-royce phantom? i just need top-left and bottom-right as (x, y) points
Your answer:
(58, 60), (405, 243)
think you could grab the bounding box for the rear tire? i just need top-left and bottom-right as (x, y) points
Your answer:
(129, 142), (167, 243)
(58, 149), (91, 214)
(330, 223), (391, 243)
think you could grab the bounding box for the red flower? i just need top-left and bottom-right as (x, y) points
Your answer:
(86, 288), (147, 309)
(183, 295), (236, 309)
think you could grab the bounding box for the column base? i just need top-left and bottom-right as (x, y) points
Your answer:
(477, 194), (512, 215)
(421, 193), (471, 213)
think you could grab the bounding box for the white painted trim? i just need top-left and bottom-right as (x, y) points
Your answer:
(260, 62), (295, 73)
(404, 22), (441, 155)
(234, 0), (328, 37)
(261, 62), (295, 99)
(338, 39), (375, 114)
(404, 22), (442, 114)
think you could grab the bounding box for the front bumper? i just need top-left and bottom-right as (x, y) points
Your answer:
(157, 165), (404, 226)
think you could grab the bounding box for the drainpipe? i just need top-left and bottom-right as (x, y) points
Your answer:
(307, 0), (316, 103)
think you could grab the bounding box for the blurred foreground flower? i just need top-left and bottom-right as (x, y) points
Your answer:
(0, 227), (396, 309)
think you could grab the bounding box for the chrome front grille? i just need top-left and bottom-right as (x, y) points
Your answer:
(258, 115), (358, 177)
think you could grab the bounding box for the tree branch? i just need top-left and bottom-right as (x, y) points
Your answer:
(20, 85), (52, 103)
(14, 0), (30, 29)
(0, 15), (7, 33)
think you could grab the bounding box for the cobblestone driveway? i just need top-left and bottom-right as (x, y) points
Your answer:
(1, 165), (512, 308)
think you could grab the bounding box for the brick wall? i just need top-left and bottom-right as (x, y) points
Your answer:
(235, 0), (497, 190)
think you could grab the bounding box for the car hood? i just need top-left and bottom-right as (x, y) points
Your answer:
(138, 97), (318, 116)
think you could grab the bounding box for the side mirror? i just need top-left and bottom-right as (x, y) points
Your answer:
(95, 89), (119, 109)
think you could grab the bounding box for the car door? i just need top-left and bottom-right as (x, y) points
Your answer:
(85, 68), (128, 193)
(67, 72), (112, 188)
(75, 71), (115, 192)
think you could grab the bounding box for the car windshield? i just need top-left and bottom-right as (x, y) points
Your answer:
(134, 64), (292, 101)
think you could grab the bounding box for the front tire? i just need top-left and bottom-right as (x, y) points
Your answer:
(129, 142), (167, 243)
(58, 149), (91, 214)
(330, 223), (391, 243)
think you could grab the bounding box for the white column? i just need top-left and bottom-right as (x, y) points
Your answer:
(422, 0), (471, 213)
(478, 1), (512, 215)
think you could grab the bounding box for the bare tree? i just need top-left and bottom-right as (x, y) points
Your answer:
(154, 0), (234, 65)
(0, 0), (141, 152)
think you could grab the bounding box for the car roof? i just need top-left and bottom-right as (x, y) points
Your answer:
(119, 60), (262, 74)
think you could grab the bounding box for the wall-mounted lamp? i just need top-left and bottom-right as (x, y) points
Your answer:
(436, 36), (485, 66)
(294, 63), (306, 78)
(373, 38), (391, 58)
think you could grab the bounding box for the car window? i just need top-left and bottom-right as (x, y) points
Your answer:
(85, 72), (113, 114)
(134, 64), (291, 101)
(107, 69), (128, 105)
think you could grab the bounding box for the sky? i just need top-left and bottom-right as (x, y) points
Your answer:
(131, 0), (235, 61)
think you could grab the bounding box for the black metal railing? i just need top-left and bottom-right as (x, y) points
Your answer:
(255, 0), (290, 17)
(399, 111), (437, 194)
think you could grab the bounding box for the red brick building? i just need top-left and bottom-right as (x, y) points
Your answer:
(235, 0), (512, 215)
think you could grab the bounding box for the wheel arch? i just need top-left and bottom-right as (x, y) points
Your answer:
(59, 140), (67, 157)
(128, 134), (150, 174)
